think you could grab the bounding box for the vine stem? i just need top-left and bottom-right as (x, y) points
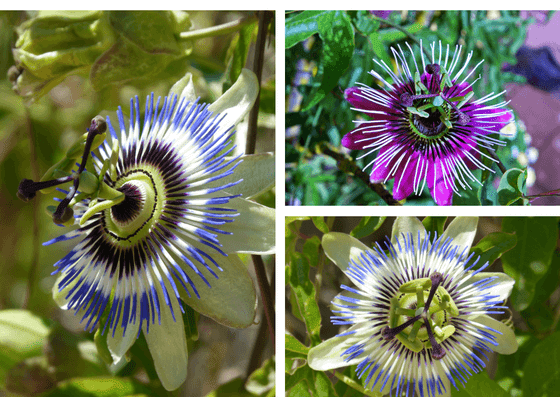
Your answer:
(486, 147), (507, 174)
(179, 16), (257, 41)
(371, 15), (431, 60)
(22, 107), (40, 309)
(244, 10), (276, 360)
(317, 142), (401, 206)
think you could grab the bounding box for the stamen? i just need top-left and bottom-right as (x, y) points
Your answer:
(424, 317), (446, 360)
(442, 96), (470, 125)
(400, 93), (439, 107)
(52, 116), (107, 223)
(17, 175), (74, 202)
(426, 63), (440, 75)
(424, 272), (443, 310)
(381, 314), (421, 340)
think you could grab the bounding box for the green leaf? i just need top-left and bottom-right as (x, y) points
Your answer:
(285, 11), (328, 48)
(288, 379), (312, 397)
(205, 378), (251, 397)
(465, 231), (517, 269)
(43, 377), (151, 397)
(246, 357), (275, 396)
(286, 332), (310, 355)
(497, 168), (527, 205)
(303, 236), (321, 268)
(501, 217), (559, 311)
(288, 252), (322, 345)
(302, 11), (354, 111)
(333, 372), (383, 397)
(0, 309), (49, 386)
(369, 31), (392, 67)
(522, 332), (560, 397)
(453, 185), (482, 206)
(224, 22), (257, 91)
(453, 371), (509, 397)
(422, 217), (447, 236)
(311, 217), (329, 233)
(350, 217), (386, 239)
(313, 371), (338, 397)
(286, 365), (313, 392)
(352, 11), (380, 35)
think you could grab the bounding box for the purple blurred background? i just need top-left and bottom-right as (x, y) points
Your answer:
(506, 11), (560, 205)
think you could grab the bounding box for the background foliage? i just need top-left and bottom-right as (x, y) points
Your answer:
(285, 11), (539, 206)
(286, 217), (560, 396)
(0, 11), (275, 397)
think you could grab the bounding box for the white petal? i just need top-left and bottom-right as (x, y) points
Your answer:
(471, 314), (518, 354)
(208, 68), (259, 129)
(460, 272), (515, 301)
(107, 278), (142, 363)
(168, 72), (197, 103)
(178, 253), (257, 328)
(307, 324), (369, 370)
(391, 217), (426, 247)
(206, 153), (274, 199)
(52, 273), (71, 309)
(219, 197), (275, 255)
(441, 217), (478, 252)
(322, 232), (372, 274)
(143, 280), (188, 391)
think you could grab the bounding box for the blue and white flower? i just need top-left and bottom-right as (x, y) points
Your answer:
(308, 217), (517, 397)
(39, 69), (274, 390)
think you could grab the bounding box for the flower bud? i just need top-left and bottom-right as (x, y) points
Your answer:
(11, 11), (192, 103)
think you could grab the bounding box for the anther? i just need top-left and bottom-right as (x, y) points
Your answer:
(423, 272), (444, 311)
(442, 97), (470, 126)
(17, 175), (75, 202)
(401, 93), (439, 107)
(381, 314), (422, 340)
(426, 64), (440, 75)
(424, 318), (446, 360)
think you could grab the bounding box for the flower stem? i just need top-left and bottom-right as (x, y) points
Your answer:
(370, 15), (431, 60)
(179, 15), (257, 41)
(22, 107), (39, 310)
(485, 147), (506, 174)
(252, 255), (275, 350)
(316, 142), (402, 206)
(245, 11), (273, 155)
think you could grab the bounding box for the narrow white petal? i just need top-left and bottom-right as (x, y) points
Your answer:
(308, 324), (369, 370)
(178, 253), (257, 328)
(322, 232), (372, 274)
(391, 217), (426, 247)
(205, 153), (274, 199)
(219, 197), (275, 255)
(208, 68), (259, 129)
(143, 280), (188, 391)
(441, 217), (478, 252)
(471, 314), (518, 354)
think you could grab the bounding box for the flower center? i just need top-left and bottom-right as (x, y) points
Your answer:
(412, 110), (446, 137)
(102, 167), (165, 246)
(381, 273), (459, 359)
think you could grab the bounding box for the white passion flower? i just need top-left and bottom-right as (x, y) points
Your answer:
(308, 217), (517, 397)
(35, 69), (274, 390)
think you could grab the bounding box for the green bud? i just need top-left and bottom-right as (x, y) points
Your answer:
(11, 11), (192, 103)
(94, 329), (114, 365)
(79, 170), (100, 194)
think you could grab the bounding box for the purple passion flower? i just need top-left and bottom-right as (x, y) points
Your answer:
(342, 41), (514, 205)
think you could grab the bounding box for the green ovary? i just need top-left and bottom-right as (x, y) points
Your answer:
(389, 277), (458, 353)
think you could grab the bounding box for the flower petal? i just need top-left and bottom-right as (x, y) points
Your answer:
(178, 253), (257, 328)
(471, 314), (518, 355)
(169, 72), (197, 103)
(205, 153), (274, 199)
(441, 217), (478, 252)
(460, 272), (515, 301)
(307, 324), (369, 370)
(322, 232), (372, 274)
(143, 281), (188, 391)
(107, 291), (141, 362)
(391, 217), (426, 247)
(208, 68), (259, 129)
(219, 197), (275, 255)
